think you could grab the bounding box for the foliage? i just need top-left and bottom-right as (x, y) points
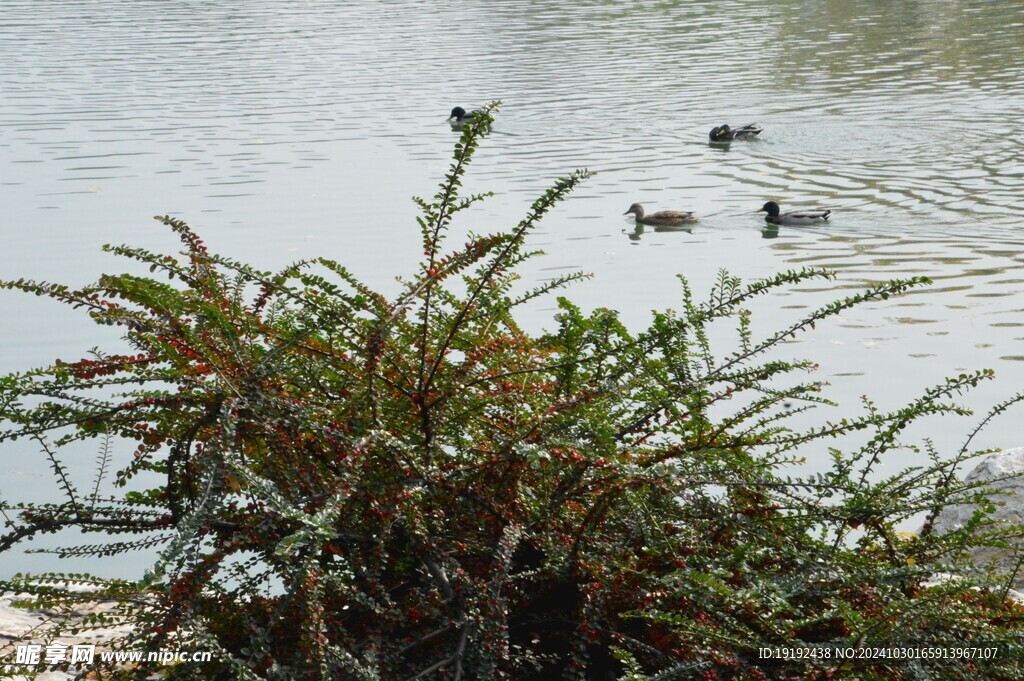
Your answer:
(2, 103), (1024, 681)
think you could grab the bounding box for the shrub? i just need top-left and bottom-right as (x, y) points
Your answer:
(2, 104), (1024, 681)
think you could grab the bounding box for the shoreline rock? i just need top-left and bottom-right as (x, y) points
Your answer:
(1, 588), (135, 681)
(924, 446), (1024, 589)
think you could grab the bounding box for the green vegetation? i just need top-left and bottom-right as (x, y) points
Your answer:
(2, 105), (1023, 680)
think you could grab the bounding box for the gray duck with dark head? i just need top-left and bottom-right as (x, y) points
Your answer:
(709, 123), (763, 142)
(759, 201), (831, 225)
(447, 106), (486, 129)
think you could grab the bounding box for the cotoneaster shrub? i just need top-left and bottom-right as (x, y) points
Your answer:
(2, 104), (1024, 681)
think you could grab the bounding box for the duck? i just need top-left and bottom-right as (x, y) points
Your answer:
(709, 123), (763, 142)
(623, 203), (698, 227)
(759, 201), (831, 225)
(447, 106), (486, 129)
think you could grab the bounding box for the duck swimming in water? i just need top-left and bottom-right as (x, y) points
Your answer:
(623, 203), (698, 227)
(759, 201), (831, 225)
(709, 123), (763, 142)
(447, 106), (486, 129)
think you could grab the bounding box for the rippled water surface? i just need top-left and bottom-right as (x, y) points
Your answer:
(2, 0), (1024, 575)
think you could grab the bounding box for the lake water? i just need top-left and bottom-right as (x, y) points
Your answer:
(2, 0), (1024, 577)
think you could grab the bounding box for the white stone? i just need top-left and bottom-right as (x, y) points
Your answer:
(925, 447), (1024, 588)
(0, 587), (136, 681)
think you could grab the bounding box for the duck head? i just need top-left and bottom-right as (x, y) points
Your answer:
(623, 203), (644, 217)
(448, 106), (467, 121)
(709, 124), (732, 141)
(759, 201), (781, 217)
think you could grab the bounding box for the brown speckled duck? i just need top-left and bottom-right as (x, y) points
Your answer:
(623, 203), (697, 227)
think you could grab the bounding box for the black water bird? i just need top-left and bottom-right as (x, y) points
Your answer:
(759, 201), (831, 226)
(447, 106), (487, 129)
(709, 123), (763, 142)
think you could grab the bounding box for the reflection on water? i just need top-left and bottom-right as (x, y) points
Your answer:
(1, 0), (1024, 575)
(625, 223), (696, 242)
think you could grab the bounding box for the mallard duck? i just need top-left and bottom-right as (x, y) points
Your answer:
(709, 123), (763, 142)
(759, 201), (831, 225)
(623, 203), (698, 227)
(447, 106), (486, 129)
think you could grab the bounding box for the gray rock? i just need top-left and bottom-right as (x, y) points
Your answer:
(0, 586), (136, 680)
(925, 446), (1024, 588)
